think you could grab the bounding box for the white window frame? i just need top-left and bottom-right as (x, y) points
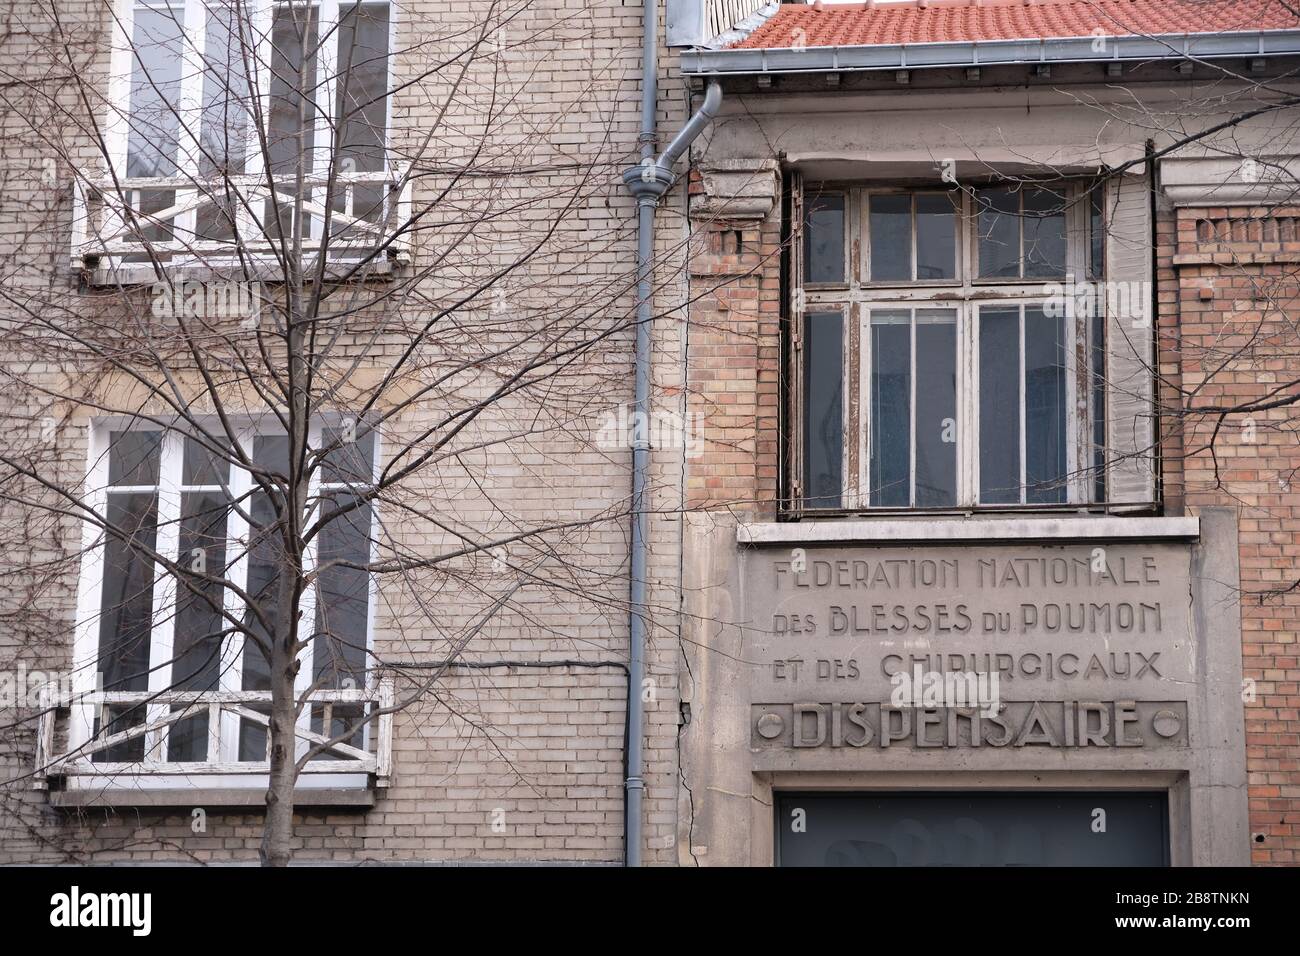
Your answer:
(103, 0), (397, 260)
(797, 181), (1097, 512)
(68, 415), (380, 787)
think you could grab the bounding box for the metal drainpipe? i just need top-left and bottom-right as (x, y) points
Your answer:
(619, 1), (723, 867)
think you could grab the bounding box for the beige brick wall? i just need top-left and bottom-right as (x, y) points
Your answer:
(0, 0), (694, 864)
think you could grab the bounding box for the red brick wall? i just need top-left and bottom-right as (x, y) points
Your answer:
(684, 210), (783, 515)
(1160, 203), (1300, 864)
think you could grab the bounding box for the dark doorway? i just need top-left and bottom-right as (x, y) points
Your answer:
(775, 791), (1169, 866)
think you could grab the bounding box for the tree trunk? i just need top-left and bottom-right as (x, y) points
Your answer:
(260, 570), (302, 867)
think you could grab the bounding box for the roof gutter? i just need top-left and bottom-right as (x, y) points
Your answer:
(680, 29), (1300, 76)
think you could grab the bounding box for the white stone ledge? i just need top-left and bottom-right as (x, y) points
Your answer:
(737, 516), (1200, 546)
(49, 787), (375, 810)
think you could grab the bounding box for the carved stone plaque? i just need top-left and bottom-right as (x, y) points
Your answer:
(746, 543), (1194, 752)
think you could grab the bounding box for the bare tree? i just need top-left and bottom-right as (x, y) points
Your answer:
(0, 0), (687, 865)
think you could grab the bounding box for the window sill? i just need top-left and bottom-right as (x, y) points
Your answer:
(80, 254), (406, 288)
(738, 515), (1199, 546)
(49, 779), (376, 810)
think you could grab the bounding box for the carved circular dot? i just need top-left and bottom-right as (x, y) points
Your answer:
(1152, 710), (1181, 738)
(756, 713), (784, 739)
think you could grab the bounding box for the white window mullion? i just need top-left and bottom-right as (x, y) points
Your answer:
(106, 1), (137, 178)
(362, 426), (382, 734)
(174, 0), (208, 252)
(958, 192), (977, 508)
(859, 189), (870, 284)
(144, 431), (183, 762)
(909, 196), (918, 282)
(218, 425), (254, 762)
(102, 0), (142, 266)
(241, 0), (274, 248)
(69, 428), (113, 759)
(294, 421), (323, 762)
(379, 0), (395, 180)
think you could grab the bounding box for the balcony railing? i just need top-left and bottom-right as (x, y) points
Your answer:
(33, 681), (394, 789)
(71, 170), (413, 283)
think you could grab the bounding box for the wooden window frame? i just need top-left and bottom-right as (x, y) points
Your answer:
(791, 180), (1100, 515)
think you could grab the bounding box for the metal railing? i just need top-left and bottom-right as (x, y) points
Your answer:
(70, 170), (413, 281)
(34, 681), (394, 788)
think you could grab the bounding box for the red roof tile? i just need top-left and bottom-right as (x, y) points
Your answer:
(732, 0), (1300, 49)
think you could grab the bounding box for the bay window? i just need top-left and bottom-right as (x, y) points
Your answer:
(791, 175), (1151, 513)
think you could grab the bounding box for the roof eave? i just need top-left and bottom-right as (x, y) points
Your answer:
(679, 29), (1300, 76)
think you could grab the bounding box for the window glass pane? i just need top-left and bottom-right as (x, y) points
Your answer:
(804, 311), (843, 508)
(126, 4), (183, 180)
(320, 423), (376, 485)
(1088, 187), (1104, 281)
(914, 310), (957, 506)
(1025, 307), (1067, 503)
(168, 490), (229, 761)
(309, 702), (366, 756)
(199, 5), (250, 176)
(239, 434), (290, 760)
(869, 194), (911, 281)
(125, 188), (180, 250)
(268, 6), (319, 174)
(977, 187), (1020, 279)
(125, 4), (183, 249)
(267, 5), (319, 237)
(1023, 187), (1067, 278)
(313, 497), (371, 689)
(94, 491), (158, 762)
(182, 435), (231, 486)
(979, 307), (1021, 503)
(869, 312), (910, 507)
(337, 3), (391, 224)
(197, 4), (253, 241)
(915, 193), (957, 281)
(804, 194), (845, 284)
(108, 430), (163, 486)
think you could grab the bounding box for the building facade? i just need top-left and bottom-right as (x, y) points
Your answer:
(675, 0), (1298, 866)
(0, 0), (1297, 866)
